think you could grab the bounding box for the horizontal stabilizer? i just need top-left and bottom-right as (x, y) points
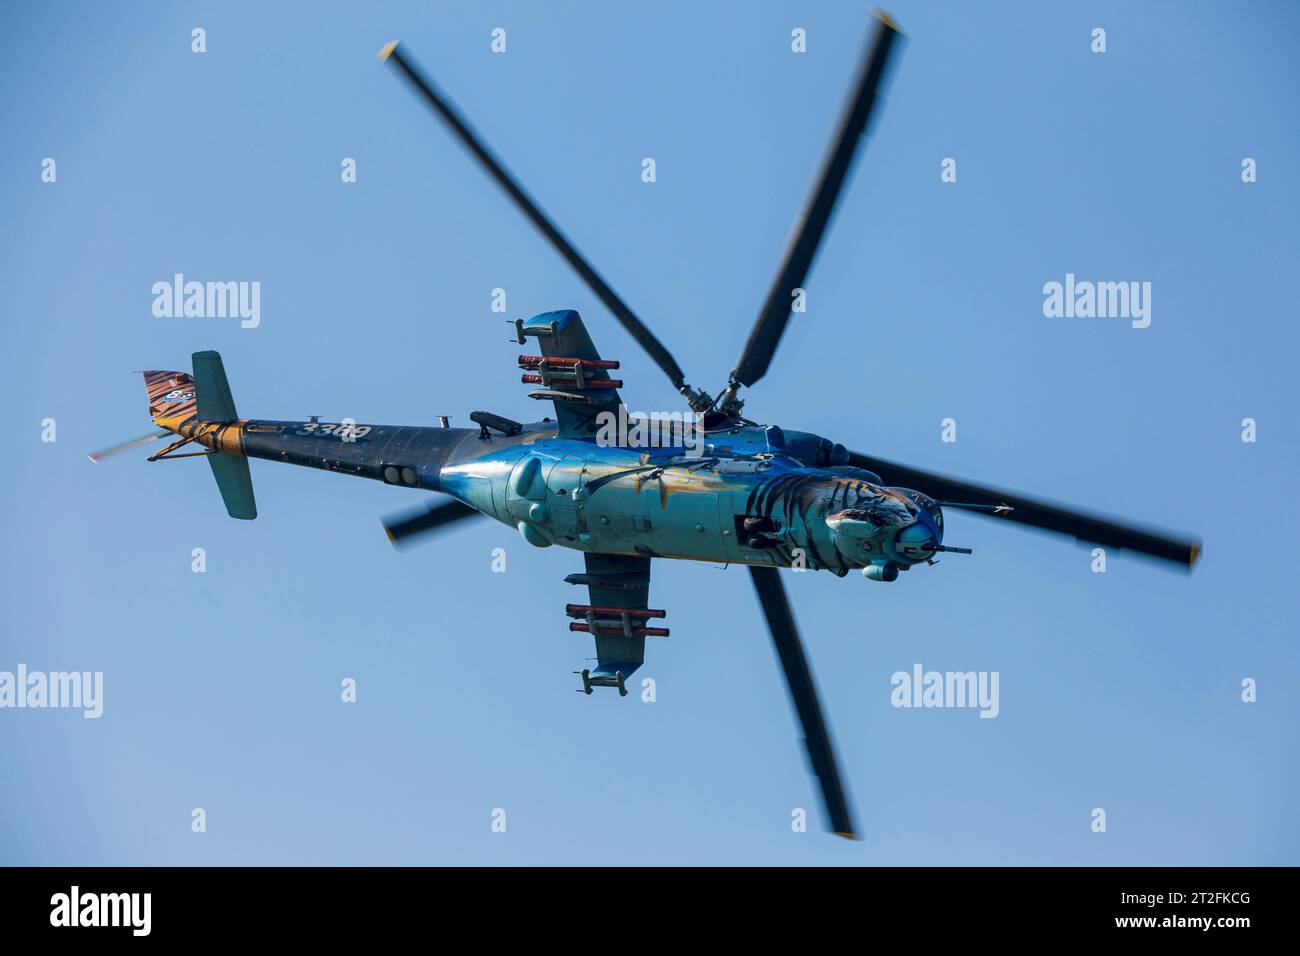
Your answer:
(208, 452), (257, 520)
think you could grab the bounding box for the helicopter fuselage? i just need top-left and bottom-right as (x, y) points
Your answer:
(176, 414), (943, 578)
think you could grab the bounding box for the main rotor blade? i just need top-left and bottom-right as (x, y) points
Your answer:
(383, 498), (481, 547)
(748, 565), (858, 839)
(846, 451), (1202, 568)
(379, 40), (695, 401)
(87, 430), (170, 462)
(731, 11), (901, 390)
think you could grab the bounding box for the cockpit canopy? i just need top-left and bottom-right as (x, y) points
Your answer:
(896, 488), (943, 535)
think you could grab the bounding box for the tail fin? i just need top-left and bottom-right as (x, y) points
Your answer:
(191, 350), (240, 422)
(140, 353), (257, 521)
(143, 370), (197, 430)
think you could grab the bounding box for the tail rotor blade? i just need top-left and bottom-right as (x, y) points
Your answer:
(748, 565), (859, 839)
(383, 498), (481, 547)
(88, 430), (170, 463)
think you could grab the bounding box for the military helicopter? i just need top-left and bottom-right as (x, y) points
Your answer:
(95, 11), (1200, 839)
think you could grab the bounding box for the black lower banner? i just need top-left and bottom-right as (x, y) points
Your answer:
(0, 866), (1283, 941)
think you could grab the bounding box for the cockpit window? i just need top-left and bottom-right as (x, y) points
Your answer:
(902, 489), (942, 531)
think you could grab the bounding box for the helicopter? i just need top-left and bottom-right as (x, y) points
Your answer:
(95, 11), (1200, 840)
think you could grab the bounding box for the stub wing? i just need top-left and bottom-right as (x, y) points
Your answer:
(514, 310), (625, 441)
(565, 553), (667, 696)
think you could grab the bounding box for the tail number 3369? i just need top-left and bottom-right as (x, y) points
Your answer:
(300, 422), (372, 438)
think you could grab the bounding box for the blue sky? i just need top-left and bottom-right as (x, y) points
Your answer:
(2, 0), (1297, 865)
